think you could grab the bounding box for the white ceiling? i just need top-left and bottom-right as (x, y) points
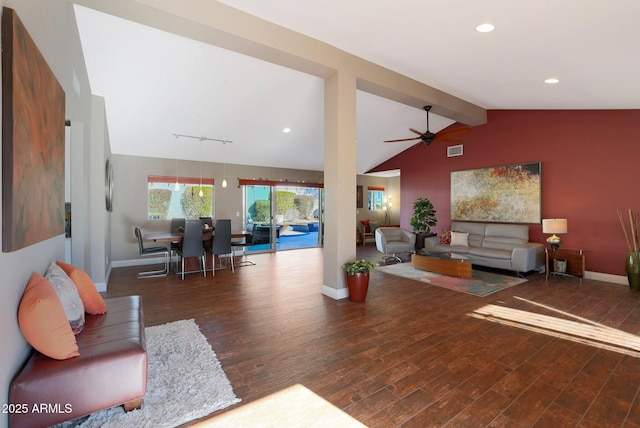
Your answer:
(74, 1), (640, 175)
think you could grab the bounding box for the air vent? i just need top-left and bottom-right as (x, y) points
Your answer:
(447, 144), (463, 157)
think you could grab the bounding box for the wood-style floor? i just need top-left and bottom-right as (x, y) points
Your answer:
(106, 246), (640, 427)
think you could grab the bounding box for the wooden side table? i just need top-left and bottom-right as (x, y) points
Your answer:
(545, 247), (585, 282)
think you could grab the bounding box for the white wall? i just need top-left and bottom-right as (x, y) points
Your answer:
(0, 3), (98, 427)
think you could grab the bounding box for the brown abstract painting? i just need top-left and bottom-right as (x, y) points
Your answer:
(451, 162), (541, 224)
(2, 7), (65, 252)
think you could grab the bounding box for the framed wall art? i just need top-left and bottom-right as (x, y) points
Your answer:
(451, 162), (541, 224)
(356, 185), (363, 209)
(2, 7), (66, 252)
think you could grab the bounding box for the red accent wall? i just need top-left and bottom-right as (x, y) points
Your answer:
(371, 109), (640, 276)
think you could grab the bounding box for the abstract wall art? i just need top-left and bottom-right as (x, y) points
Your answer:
(2, 7), (65, 252)
(451, 162), (541, 224)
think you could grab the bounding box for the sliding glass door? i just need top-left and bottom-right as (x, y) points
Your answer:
(244, 185), (274, 251)
(243, 184), (323, 252)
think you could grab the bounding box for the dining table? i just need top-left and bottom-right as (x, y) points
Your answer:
(143, 229), (253, 274)
(143, 230), (250, 243)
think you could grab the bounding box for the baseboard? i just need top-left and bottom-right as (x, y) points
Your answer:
(322, 284), (349, 300)
(585, 271), (628, 286)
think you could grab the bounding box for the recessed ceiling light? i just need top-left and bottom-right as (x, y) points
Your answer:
(283, 127), (291, 133)
(544, 78), (560, 84)
(475, 23), (495, 33)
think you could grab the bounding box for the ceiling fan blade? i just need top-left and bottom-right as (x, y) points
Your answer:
(384, 137), (421, 143)
(409, 128), (425, 136)
(436, 126), (471, 139)
(435, 136), (464, 143)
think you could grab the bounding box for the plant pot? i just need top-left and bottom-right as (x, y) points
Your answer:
(345, 272), (369, 302)
(626, 251), (640, 291)
(414, 231), (436, 251)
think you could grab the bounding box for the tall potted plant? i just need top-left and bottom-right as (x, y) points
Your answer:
(410, 197), (437, 250)
(618, 209), (640, 291)
(342, 259), (378, 302)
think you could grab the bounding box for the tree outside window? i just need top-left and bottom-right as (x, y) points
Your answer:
(147, 176), (214, 220)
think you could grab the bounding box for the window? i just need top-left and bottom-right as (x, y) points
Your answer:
(367, 187), (385, 211)
(147, 175), (214, 220)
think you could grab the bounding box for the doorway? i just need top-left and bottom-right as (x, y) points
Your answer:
(243, 184), (323, 252)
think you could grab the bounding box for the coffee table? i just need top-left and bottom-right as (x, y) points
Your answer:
(411, 251), (472, 278)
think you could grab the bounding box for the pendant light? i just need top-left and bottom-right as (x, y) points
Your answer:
(174, 159), (180, 191)
(222, 162), (228, 188)
(198, 140), (204, 197)
(198, 163), (204, 197)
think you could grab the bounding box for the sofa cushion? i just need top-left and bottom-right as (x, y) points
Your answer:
(483, 236), (529, 251)
(451, 221), (485, 247)
(485, 223), (529, 240)
(440, 230), (451, 244)
(56, 261), (107, 315)
(18, 273), (80, 360)
(360, 220), (370, 233)
(450, 231), (469, 247)
(468, 247), (513, 260)
(369, 220), (379, 233)
(45, 262), (85, 334)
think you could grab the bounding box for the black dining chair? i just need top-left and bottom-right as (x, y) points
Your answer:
(169, 217), (185, 269)
(206, 219), (234, 276)
(134, 226), (169, 278)
(177, 219), (206, 280)
(232, 223), (256, 267)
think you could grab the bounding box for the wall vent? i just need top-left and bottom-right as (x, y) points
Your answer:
(447, 144), (463, 157)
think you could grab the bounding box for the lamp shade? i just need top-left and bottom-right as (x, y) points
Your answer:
(542, 218), (567, 234)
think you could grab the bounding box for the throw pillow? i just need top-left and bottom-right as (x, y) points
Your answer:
(369, 220), (379, 233)
(450, 231), (470, 247)
(45, 262), (85, 334)
(56, 261), (107, 315)
(18, 273), (80, 360)
(360, 220), (370, 233)
(440, 230), (452, 244)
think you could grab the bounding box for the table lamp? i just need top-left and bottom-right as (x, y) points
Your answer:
(542, 218), (567, 250)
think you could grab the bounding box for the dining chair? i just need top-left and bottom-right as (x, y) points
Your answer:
(169, 217), (185, 269)
(206, 219), (234, 276)
(177, 219), (206, 280)
(232, 223), (256, 267)
(134, 226), (169, 278)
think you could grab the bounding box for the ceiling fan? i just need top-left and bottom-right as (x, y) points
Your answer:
(384, 105), (471, 146)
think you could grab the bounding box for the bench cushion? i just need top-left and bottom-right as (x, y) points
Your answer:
(9, 295), (147, 428)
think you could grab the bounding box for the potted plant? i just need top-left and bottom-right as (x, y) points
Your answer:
(618, 209), (640, 291)
(341, 259), (378, 302)
(410, 197), (437, 250)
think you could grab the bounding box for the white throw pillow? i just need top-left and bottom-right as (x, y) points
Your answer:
(44, 262), (85, 334)
(450, 231), (469, 247)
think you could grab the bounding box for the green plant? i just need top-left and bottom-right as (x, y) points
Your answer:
(276, 190), (296, 215)
(249, 200), (271, 222)
(341, 259), (378, 275)
(410, 197), (437, 233)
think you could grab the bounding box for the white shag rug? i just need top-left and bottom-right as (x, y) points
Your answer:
(62, 319), (240, 427)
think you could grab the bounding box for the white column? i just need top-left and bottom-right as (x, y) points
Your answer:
(322, 70), (357, 299)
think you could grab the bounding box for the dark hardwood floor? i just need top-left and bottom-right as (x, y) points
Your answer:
(106, 246), (640, 427)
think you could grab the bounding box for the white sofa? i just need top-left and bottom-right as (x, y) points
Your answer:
(423, 221), (544, 274)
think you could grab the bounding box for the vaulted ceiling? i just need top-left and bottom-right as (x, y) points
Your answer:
(74, 1), (640, 175)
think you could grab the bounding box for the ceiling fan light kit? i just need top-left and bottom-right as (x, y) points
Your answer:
(384, 105), (471, 147)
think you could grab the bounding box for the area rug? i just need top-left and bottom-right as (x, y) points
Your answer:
(60, 319), (240, 427)
(377, 263), (527, 297)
